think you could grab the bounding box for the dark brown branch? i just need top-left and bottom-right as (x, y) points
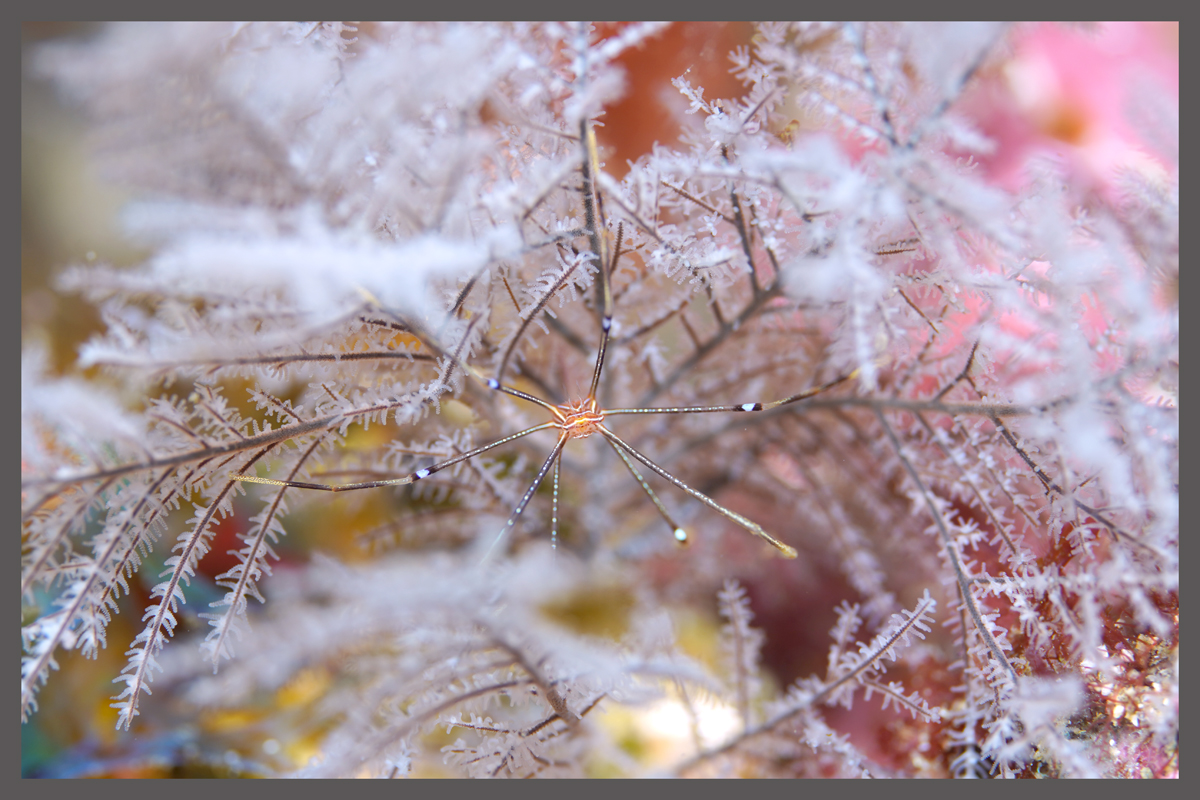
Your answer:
(990, 415), (1168, 560)
(875, 409), (1018, 684)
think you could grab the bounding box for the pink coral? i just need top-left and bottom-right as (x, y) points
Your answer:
(966, 22), (1177, 197)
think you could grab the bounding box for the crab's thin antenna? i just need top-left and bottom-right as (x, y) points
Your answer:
(479, 375), (564, 417)
(422, 323), (563, 417)
(234, 421), (559, 492)
(604, 437), (689, 545)
(360, 293), (563, 417)
(495, 253), (584, 387)
(481, 433), (570, 564)
(600, 426), (797, 558)
(603, 370), (858, 418)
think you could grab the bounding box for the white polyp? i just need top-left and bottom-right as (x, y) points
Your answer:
(415, 468), (431, 479)
(674, 528), (688, 542)
(487, 378), (500, 390)
(741, 403), (757, 412)
(601, 316), (612, 331)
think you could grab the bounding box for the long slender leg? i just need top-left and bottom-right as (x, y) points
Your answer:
(603, 437), (689, 545)
(361, 297), (563, 416)
(480, 433), (570, 564)
(604, 370), (858, 418)
(600, 427), (797, 558)
(551, 454), (561, 552)
(234, 421), (559, 492)
(581, 117), (614, 401)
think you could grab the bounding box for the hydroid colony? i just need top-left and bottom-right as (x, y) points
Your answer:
(23, 23), (1176, 777)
